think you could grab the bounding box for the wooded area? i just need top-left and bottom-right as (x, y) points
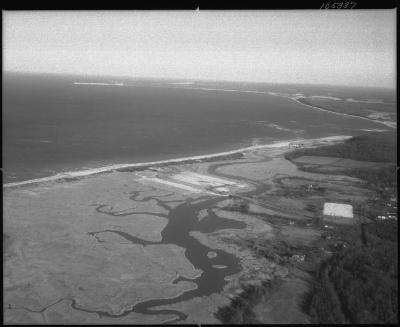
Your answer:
(296, 132), (398, 324)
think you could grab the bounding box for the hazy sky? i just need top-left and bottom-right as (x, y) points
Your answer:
(3, 10), (396, 88)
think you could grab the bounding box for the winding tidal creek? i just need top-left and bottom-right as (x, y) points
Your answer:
(72, 160), (269, 323)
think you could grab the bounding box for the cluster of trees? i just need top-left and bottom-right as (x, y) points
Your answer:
(215, 280), (277, 324)
(285, 131), (397, 163)
(364, 219), (398, 242)
(243, 237), (313, 265)
(347, 165), (397, 200)
(215, 284), (263, 323)
(307, 222), (398, 324)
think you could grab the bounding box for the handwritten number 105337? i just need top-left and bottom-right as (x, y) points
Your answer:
(320, 2), (357, 9)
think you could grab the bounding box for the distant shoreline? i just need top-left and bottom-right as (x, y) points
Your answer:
(288, 96), (396, 129)
(148, 84), (396, 129)
(3, 135), (351, 189)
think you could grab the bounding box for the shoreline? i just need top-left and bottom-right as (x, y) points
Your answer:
(293, 96), (396, 129)
(3, 135), (351, 189)
(156, 85), (396, 129)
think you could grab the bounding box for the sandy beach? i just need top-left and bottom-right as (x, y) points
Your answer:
(3, 135), (351, 189)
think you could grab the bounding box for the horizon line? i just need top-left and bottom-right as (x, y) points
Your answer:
(3, 69), (396, 91)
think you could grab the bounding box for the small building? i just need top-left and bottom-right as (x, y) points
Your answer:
(323, 202), (353, 219)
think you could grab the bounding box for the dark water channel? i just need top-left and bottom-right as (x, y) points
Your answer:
(72, 160), (270, 323)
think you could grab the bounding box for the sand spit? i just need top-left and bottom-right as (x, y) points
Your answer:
(168, 82), (196, 85)
(309, 95), (342, 101)
(151, 84), (396, 129)
(289, 96), (396, 129)
(3, 136), (350, 189)
(73, 82), (124, 86)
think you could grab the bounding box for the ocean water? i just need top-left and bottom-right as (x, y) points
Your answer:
(2, 72), (390, 183)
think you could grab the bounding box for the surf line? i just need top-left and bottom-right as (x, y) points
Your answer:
(3, 136), (351, 189)
(2, 140), (294, 188)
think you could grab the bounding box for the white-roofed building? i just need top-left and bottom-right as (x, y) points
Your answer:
(323, 202), (353, 219)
